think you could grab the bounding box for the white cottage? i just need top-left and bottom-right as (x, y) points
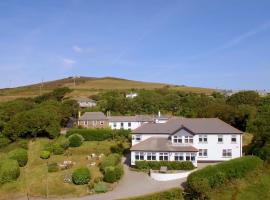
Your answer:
(130, 118), (243, 167)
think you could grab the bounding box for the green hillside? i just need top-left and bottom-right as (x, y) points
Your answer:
(0, 76), (215, 102)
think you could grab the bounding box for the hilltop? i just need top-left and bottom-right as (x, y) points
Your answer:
(0, 76), (215, 102)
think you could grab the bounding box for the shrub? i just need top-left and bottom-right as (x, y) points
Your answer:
(110, 143), (125, 154)
(114, 164), (124, 180)
(52, 144), (65, 155)
(68, 134), (84, 147)
(185, 156), (263, 200)
(72, 167), (91, 185)
(8, 148), (28, 167)
(94, 182), (107, 193)
(100, 153), (121, 172)
(40, 150), (51, 159)
(0, 136), (11, 148)
(135, 161), (195, 171)
(103, 166), (116, 183)
(57, 137), (70, 150)
(48, 162), (59, 172)
(0, 159), (20, 183)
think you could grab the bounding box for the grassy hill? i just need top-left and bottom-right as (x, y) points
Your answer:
(0, 76), (215, 102)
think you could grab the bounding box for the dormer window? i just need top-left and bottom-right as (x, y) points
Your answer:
(185, 136), (193, 144)
(173, 136), (182, 143)
(134, 135), (141, 142)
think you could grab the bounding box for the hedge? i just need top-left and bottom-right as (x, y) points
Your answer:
(66, 128), (130, 141)
(43, 143), (65, 155)
(68, 134), (84, 147)
(8, 148), (28, 167)
(99, 153), (121, 172)
(40, 150), (51, 159)
(185, 156), (263, 199)
(135, 161), (195, 171)
(0, 159), (20, 183)
(72, 167), (91, 185)
(94, 182), (107, 193)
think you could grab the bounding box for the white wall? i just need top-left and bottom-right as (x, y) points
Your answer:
(150, 169), (196, 181)
(109, 121), (142, 130)
(193, 134), (242, 161)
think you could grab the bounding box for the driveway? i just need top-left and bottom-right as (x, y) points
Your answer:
(71, 156), (185, 200)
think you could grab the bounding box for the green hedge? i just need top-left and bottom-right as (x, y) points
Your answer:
(66, 128), (130, 141)
(72, 167), (91, 185)
(8, 148), (28, 167)
(40, 150), (51, 159)
(103, 165), (124, 183)
(100, 153), (121, 172)
(43, 142), (65, 155)
(0, 159), (20, 183)
(135, 161), (195, 171)
(68, 134), (84, 147)
(185, 156), (263, 199)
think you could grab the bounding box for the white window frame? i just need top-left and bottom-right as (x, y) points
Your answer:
(146, 152), (156, 161)
(120, 122), (124, 128)
(128, 122), (131, 127)
(135, 135), (141, 142)
(113, 122), (117, 128)
(198, 149), (208, 157)
(173, 135), (183, 143)
(184, 136), (193, 144)
(231, 135), (237, 143)
(199, 135), (208, 143)
(100, 121), (104, 125)
(222, 149), (232, 157)
(135, 152), (144, 160)
(218, 135), (223, 143)
(174, 153), (184, 161)
(159, 152), (169, 161)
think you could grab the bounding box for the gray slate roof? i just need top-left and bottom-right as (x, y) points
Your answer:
(133, 117), (242, 134)
(108, 115), (154, 122)
(131, 137), (198, 152)
(79, 112), (107, 121)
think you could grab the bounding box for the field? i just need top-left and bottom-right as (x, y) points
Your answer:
(0, 76), (215, 102)
(0, 137), (123, 200)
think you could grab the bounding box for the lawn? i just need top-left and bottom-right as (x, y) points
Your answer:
(209, 165), (270, 200)
(0, 137), (122, 200)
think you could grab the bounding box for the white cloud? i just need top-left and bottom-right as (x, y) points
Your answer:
(61, 57), (76, 69)
(72, 45), (83, 53)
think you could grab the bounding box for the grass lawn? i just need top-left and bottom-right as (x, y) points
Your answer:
(209, 166), (270, 200)
(0, 137), (122, 200)
(120, 188), (183, 200)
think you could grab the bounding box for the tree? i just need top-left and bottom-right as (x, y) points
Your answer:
(226, 91), (260, 106)
(35, 87), (72, 103)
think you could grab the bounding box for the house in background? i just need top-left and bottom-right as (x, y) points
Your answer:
(73, 97), (97, 108)
(126, 92), (138, 99)
(78, 112), (108, 128)
(130, 118), (243, 167)
(108, 115), (154, 130)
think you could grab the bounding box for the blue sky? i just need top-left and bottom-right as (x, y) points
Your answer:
(0, 0), (270, 90)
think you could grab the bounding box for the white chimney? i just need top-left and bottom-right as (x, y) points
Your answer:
(158, 111), (161, 117)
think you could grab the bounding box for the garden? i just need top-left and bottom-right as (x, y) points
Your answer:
(0, 129), (130, 200)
